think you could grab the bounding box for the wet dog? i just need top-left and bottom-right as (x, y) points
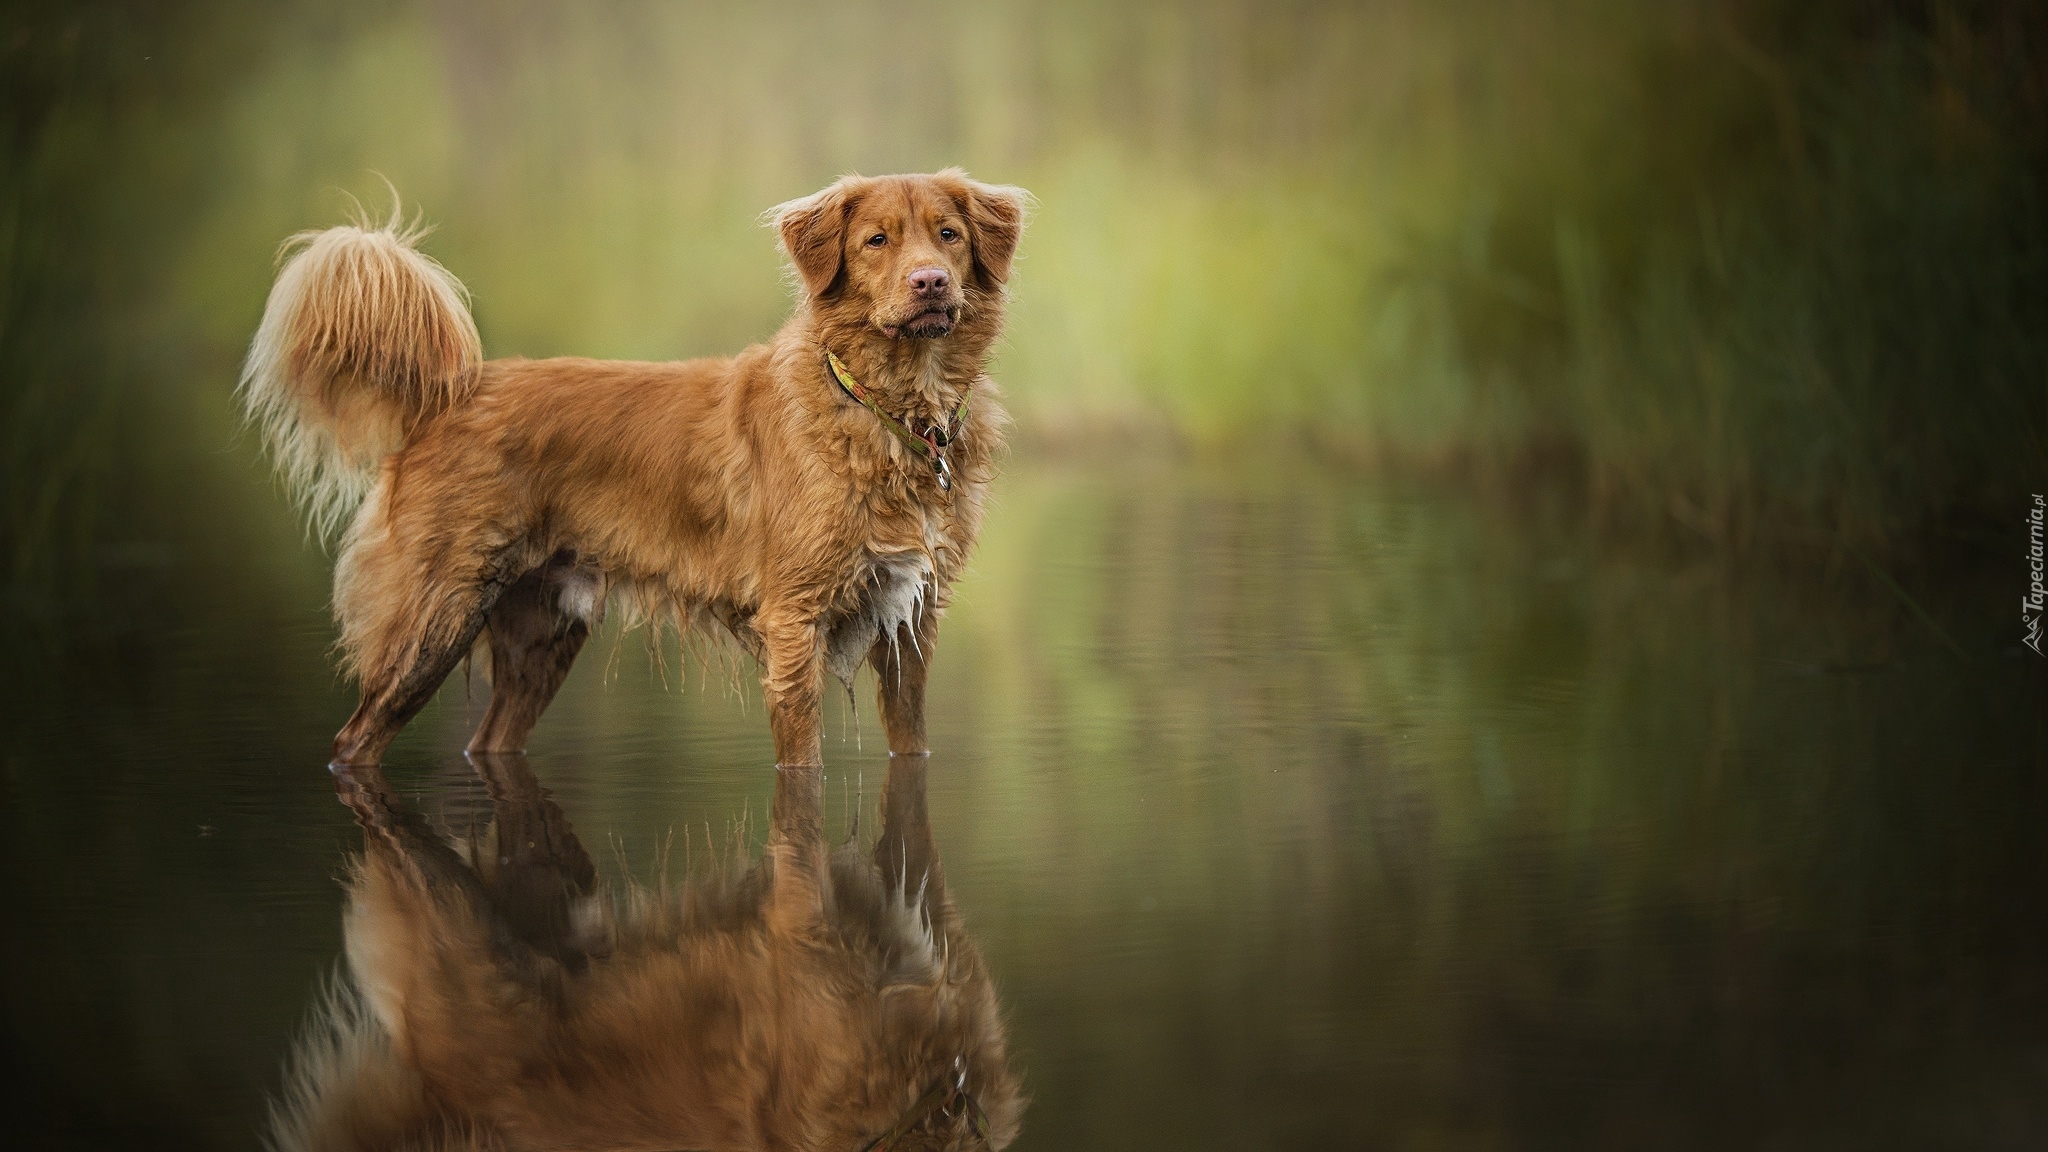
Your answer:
(270, 755), (1023, 1150)
(240, 172), (1025, 766)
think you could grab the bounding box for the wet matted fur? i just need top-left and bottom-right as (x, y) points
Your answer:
(239, 172), (1026, 766)
(269, 756), (1022, 1151)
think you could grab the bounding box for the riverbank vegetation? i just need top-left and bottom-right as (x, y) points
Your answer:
(2, 0), (2042, 606)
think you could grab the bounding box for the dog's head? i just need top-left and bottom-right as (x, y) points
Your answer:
(774, 170), (1028, 340)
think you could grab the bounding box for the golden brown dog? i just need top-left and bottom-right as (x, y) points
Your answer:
(241, 171), (1025, 766)
(269, 755), (1023, 1151)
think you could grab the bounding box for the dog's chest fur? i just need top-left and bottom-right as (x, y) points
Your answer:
(811, 353), (980, 686)
(823, 550), (933, 685)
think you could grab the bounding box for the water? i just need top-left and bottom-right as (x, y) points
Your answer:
(3, 455), (2043, 1150)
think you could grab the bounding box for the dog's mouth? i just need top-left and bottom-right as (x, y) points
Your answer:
(881, 307), (957, 340)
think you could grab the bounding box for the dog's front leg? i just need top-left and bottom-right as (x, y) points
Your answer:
(760, 606), (826, 767)
(868, 600), (937, 755)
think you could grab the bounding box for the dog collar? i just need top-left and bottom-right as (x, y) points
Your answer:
(825, 350), (970, 493)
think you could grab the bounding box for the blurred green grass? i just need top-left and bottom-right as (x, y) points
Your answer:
(2, 0), (2043, 609)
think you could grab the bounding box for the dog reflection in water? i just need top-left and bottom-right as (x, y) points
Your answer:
(271, 756), (1022, 1151)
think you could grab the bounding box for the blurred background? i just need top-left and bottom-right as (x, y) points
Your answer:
(2, 1), (2046, 1148)
(5, 0), (2044, 585)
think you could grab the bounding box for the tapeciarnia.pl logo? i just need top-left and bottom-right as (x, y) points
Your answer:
(2027, 494), (2045, 656)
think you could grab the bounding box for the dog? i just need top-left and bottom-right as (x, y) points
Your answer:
(240, 171), (1026, 766)
(269, 754), (1024, 1151)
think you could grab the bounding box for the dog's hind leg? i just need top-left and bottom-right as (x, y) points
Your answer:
(332, 574), (512, 767)
(467, 561), (592, 755)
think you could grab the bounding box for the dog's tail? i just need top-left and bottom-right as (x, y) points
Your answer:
(239, 200), (481, 539)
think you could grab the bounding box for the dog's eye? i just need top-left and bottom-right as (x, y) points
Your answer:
(938, 227), (959, 242)
(865, 233), (888, 248)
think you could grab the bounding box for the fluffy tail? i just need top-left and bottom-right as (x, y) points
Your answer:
(239, 202), (481, 538)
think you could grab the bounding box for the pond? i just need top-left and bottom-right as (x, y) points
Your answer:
(3, 454), (2043, 1150)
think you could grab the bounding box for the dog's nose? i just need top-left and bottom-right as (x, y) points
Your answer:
(908, 267), (950, 296)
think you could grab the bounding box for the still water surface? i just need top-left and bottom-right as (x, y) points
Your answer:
(4, 457), (2043, 1149)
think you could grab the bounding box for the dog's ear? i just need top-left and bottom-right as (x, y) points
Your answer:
(771, 178), (860, 301)
(938, 169), (1029, 290)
